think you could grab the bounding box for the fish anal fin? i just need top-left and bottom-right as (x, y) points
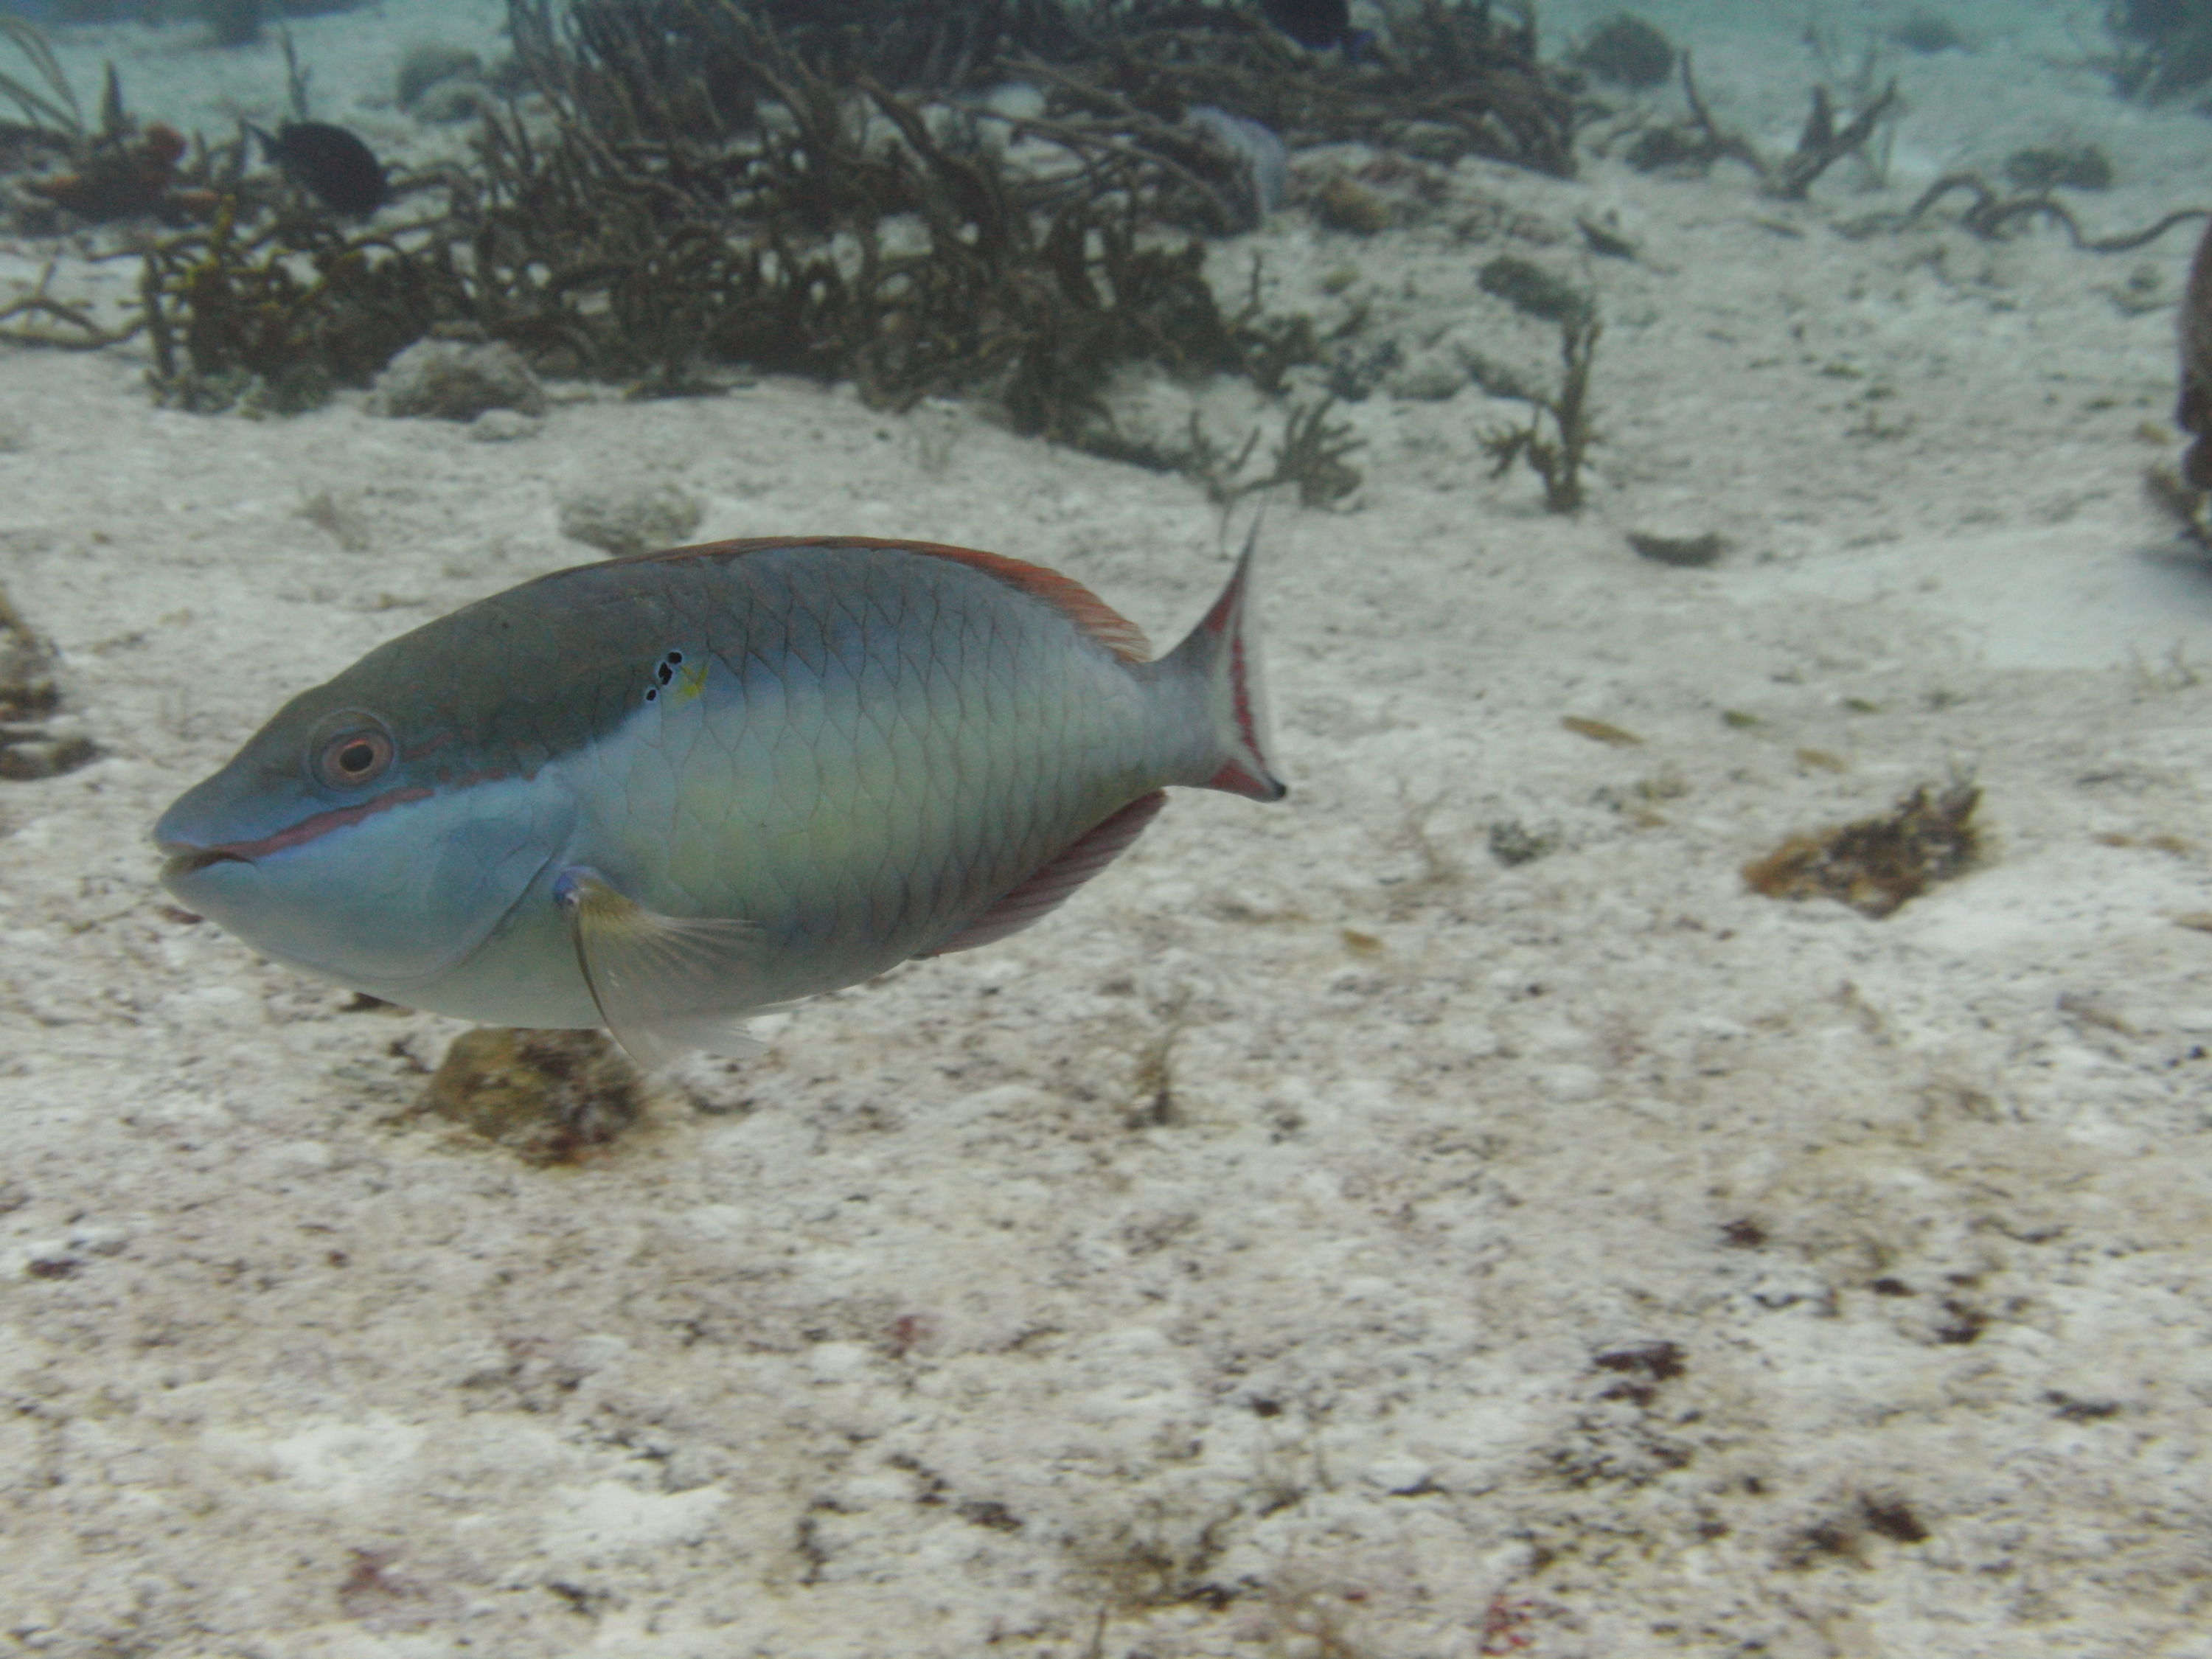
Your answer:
(925, 792), (1168, 958)
(554, 867), (768, 1069)
(622, 536), (1152, 664)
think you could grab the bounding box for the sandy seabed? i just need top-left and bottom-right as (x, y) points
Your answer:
(2, 1), (2211, 1655)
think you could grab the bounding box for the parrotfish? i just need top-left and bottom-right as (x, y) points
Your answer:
(1256, 0), (1372, 56)
(251, 120), (389, 218)
(155, 537), (1284, 1065)
(1259, 0), (1351, 50)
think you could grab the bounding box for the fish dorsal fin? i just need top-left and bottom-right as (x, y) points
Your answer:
(897, 540), (1152, 663)
(554, 867), (770, 1069)
(624, 536), (1152, 664)
(923, 791), (1168, 958)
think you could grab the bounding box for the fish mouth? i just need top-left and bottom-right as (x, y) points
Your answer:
(160, 847), (249, 882)
(153, 785), (438, 885)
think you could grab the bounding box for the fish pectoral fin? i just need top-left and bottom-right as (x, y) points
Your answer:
(554, 868), (771, 1070)
(922, 791), (1168, 958)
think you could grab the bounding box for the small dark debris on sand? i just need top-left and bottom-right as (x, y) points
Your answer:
(1487, 818), (1557, 866)
(1562, 714), (1643, 747)
(0, 589), (58, 725)
(1479, 254), (1591, 325)
(1888, 12), (1965, 55)
(1629, 529), (1725, 567)
(1574, 13), (1675, 89)
(2003, 144), (2113, 192)
(0, 585), (97, 781)
(2176, 218), (2212, 491)
(1312, 174), (1393, 235)
(422, 1028), (645, 1164)
(1576, 215), (1638, 259)
(1743, 782), (1980, 918)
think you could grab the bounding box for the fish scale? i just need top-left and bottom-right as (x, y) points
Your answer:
(157, 535), (1285, 1066)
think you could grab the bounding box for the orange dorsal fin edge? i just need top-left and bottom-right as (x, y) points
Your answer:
(628, 536), (1152, 664)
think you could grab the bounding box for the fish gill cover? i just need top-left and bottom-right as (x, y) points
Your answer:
(0, 1), (1572, 440)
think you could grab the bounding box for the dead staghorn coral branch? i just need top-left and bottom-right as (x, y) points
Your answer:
(1677, 50), (1762, 175)
(1767, 79), (1898, 200)
(1883, 175), (2209, 253)
(0, 17), (81, 142)
(1642, 50), (1895, 201)
(0, 291), (136, 349)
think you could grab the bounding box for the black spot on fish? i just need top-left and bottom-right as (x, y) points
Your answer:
(254, 121), (388, 217)
(645, 649), (685, 702)
(1259, 0), (1352, 49)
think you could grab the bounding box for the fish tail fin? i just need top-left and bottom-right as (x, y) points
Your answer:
(1164, 523), (1287, 802)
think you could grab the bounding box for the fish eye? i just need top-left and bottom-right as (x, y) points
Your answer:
(308, 712), (397, 790)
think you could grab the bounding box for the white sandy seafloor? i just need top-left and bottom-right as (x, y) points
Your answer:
(4, 0), (2212, 1654)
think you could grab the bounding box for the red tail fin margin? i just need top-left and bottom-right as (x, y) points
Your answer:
(1176, 528), (1286, 802)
